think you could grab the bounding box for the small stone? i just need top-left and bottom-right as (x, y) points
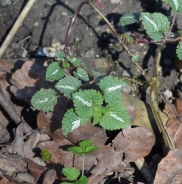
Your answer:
(51, 42), (60, 48)
(121, 86), (132, 94)
(163, 89), (173, 99)
(1, 0), (12, 6)
(75, 37), (80, 42)
(111, 0), (121, 3)
(122, 70), (132, 77)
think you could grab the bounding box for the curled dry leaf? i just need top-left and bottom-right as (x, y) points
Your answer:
(91, 145), (132, 175)
(10, 60), (48, 103)
(0, 152), (35, 184)
(154, 149), (182, 184)
(42, 169), (57, 184)
(121, 91), (156, 132)
(112, 127), (155, 162)
(164, 98), (182, 150)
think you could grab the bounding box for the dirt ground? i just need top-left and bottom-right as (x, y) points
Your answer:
(0, 0), (182, 183)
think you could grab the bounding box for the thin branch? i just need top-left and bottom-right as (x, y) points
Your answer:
(64, 0), (149, 80)
(165, 13), (177, 39)
(0, 0), (37, 58)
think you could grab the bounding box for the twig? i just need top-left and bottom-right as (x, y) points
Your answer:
(64, 0), (149, 80)
(165, 13), (176, 39)
(0, 0), (37, 58)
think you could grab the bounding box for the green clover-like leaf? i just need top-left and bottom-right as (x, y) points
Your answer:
(74, 68), (89, 81)
(40, 149), (51, 161)
(76, 175), (88, 184)
(55, 76), (82, 98)
(98, 76), (127, 104)
(140, 12), (170, 41)
(100, 103), (131, 130)
(66, 56), (82, 66)
(46, 62), (65, 82)
(62, 109), (89, 135)
(79, 140), (98, 154)
(31, 89), (57, 112)
(68, 146), (83, 155)
(168, 0), (182, 13)
(119, 12), (140, 26)
(176, 42), (182, 60)
(62, 167), (80, 181)
(73, 90), (103, 118)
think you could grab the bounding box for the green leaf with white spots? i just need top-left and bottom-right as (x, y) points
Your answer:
(73, 90), (103, 118)
(100, 104), (131, 130)
(66, 56), (82, 67)
(74, 68), (89, 81)
(168, 0), (182, 13)
(176, 42), (182, 60)
(98, 76), (127, 104)
(46, 62), (65, 82)
(31, 89), (57, 112)
(119, 12), (140, 26)
(62, 109), (89, 135)
(140, 12), (170, 41)
(55, 76), (82, 98)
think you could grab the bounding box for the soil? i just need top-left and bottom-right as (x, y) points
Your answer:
(0, 0), (182, 183)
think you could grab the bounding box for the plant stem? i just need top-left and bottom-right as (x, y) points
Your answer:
(64, 0), (149, 80)
(165, 13), (176, 39)
(82, 154), (85, 176)
(0, 0), (37, 58)
(150, 45), (175, 150)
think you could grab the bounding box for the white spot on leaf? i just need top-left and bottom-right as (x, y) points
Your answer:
(51, 69), (58, 75)
(37, 98), (49, 104)
(108, 85), (122, 91)
(110, 113), (124, 122)
(143, 15), (158, 31)
(173, 0), (179, 10)
(72, 119), (80, 130)
(75, 95), (92, 106)
(57, 85), (75, 90)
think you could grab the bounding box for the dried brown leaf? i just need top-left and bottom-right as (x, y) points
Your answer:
(164, 98), (182, 150)
(10, 60), (47, 103)
(23, 157), (46, 183)
(154, 149), (182, 184)
(42, 169), (56, 184)
(121, 91), (156, 132)
(88, 174), (103, 184)
(10, 60), (37, 89)
(112, 127), (155, 162)
(91, 145), (129, 175)
(66, 122), (107, 146)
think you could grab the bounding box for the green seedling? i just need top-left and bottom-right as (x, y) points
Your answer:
(61, 167), (88, 184)
(40, 149), (51, 162)
(60, 140), (97, 184)
(68, 140), (98, 176)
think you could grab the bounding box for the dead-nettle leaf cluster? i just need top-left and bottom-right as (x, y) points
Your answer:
(31, 52), (131, 135)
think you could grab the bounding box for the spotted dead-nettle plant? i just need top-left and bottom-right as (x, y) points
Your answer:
(31, 52), (131, 135)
